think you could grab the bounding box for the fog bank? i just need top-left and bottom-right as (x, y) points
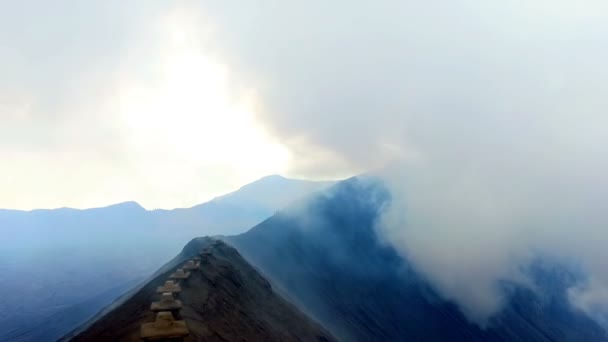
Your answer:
(195, 0), (608, 325)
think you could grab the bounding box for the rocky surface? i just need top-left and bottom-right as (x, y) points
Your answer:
(1, 175), (332, 341)
(65, 238), (335, 342)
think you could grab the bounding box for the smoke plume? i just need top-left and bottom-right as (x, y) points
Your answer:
(195, 0), (608, 325)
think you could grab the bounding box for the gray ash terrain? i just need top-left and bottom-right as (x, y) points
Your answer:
(64, 238), (335, 342)
(61, 176), (607, 342)
(228, 176), (608, 342)
(0, 175), (331, 342)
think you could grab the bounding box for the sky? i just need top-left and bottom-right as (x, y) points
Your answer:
(2, 0), (608, 326)
(0, 1), (299, 210)
(2, 1), (604, 210)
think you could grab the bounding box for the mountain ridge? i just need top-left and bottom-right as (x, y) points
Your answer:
(66, 238), (336, 342)
(0, 175), (331, 213)
(0, 175), (334, 342)
(56, 176), (607, 341)
(227, 176), (608, 341)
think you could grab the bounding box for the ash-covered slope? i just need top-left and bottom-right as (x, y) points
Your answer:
(228, 176), (608, 341)
(0, 175), (332, 342)
(66, 238), (335, 342)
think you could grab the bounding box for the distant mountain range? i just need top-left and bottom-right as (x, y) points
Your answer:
(0, 175), (333, 342)
(7, 175), (608, 341)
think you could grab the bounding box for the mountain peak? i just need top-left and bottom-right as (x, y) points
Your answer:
(257, 174), (288, 181)
(102, 201), (145, 211)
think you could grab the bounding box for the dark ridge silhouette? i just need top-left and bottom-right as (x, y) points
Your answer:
(64, 238), (335, 342)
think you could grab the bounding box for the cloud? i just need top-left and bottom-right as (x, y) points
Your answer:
(0, 1), (288, 210)
(192, 0), (608, 325)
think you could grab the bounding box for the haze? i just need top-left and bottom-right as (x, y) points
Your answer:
(1, 0), (607, 330)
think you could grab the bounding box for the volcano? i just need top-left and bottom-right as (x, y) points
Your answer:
(64, 238), (335, 342)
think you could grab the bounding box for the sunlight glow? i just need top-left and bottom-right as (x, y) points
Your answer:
(116, 11), (290, 208)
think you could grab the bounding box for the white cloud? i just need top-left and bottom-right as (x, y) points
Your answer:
(187, 0), (608, 325)
(0, 1), (289, 210)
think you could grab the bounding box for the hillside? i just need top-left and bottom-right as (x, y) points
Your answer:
(65, 238), (335, 342)
(228, 176), (608, 341)
(0, 175), (332, 342)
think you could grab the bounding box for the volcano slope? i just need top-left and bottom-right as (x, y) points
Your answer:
(228, 176), (608, 342)
(1, 175), (333, 342)
(65, 237), (335, 342)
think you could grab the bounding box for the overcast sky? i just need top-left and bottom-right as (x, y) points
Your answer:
(2, 1), (606, 210)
